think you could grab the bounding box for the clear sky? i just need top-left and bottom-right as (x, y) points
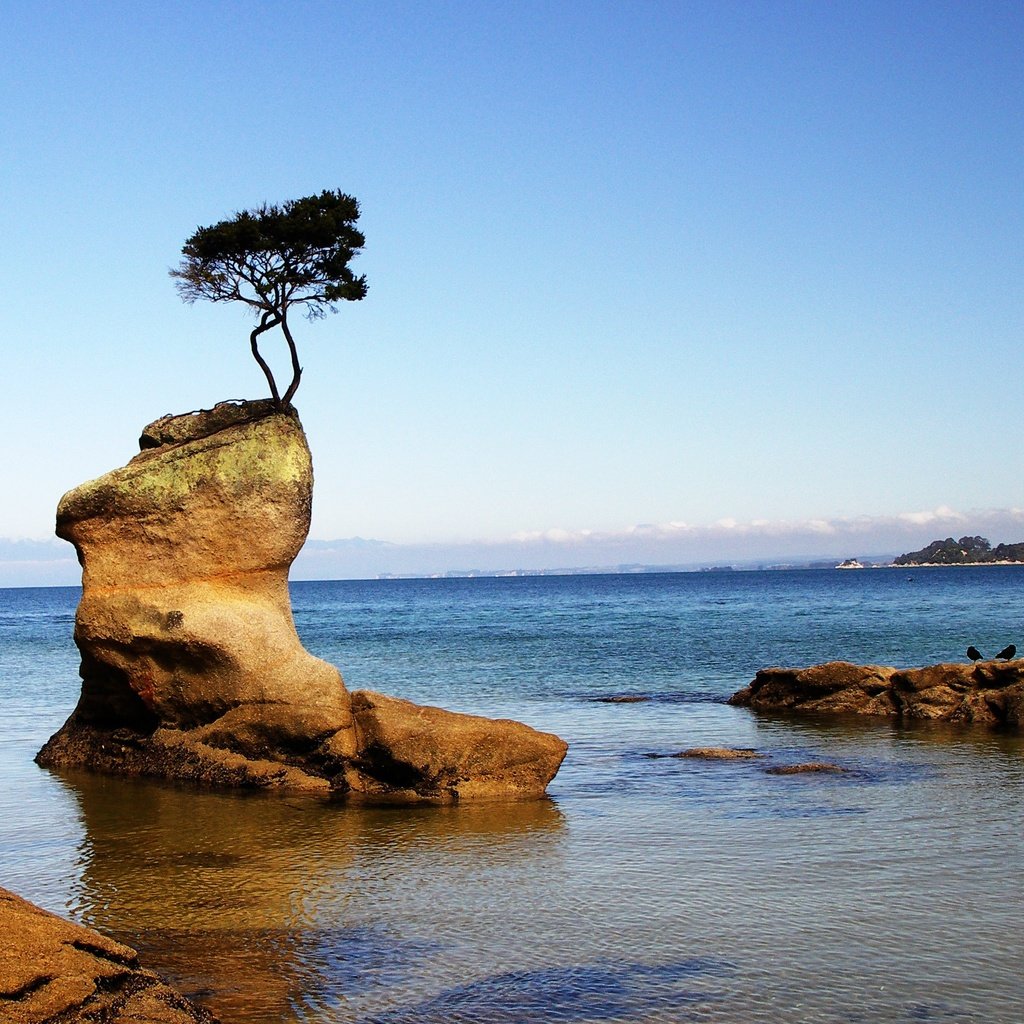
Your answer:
(2, 1), (1022, 582)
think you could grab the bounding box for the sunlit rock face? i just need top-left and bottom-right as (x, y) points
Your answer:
(349, 691), (571, 801)
(730, 660), (1024, 727)
(37, 401), (566, 801)
(0, 886), (218, 1023)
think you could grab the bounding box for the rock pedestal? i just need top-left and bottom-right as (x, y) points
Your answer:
(37, 402), (567, 800)
(730, 659), (1024, 728)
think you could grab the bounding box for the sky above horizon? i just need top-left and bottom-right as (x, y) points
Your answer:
(3, 1), (1022, 580)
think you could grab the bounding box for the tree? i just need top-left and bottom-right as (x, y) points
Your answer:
(170, 190), (367, 408)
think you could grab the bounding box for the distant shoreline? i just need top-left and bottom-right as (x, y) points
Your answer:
(838, 561), (1024, 570)
(884, 560), (1024, 569)
(7, 561), (1024, 591)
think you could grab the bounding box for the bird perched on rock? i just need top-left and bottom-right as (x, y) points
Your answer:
(996, 644), (1017, 661)
(967, 646), (984, 662)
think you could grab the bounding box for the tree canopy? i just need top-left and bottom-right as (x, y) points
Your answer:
(893, 535), (1024, 565)
(170, 190), (367, 407)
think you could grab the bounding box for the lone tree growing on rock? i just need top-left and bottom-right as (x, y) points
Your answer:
(171, 190), (367, 407)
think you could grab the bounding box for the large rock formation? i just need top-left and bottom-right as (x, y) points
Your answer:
(0, 887), (217, 1023)
(730, 659), (1024, 728)
(37, 401), (566, 800)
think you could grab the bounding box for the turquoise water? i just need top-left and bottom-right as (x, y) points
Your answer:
(2, 569), (1023, 1023)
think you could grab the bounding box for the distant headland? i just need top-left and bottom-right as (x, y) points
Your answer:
(893, 535), (1024, 566)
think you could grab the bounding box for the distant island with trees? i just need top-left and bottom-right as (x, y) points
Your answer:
(893, 536), (1024, 566)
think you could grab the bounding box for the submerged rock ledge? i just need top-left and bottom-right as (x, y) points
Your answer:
(730, 660), (1024, 728)
(37, 402), (567, 801)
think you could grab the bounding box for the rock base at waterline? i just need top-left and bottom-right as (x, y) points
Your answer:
(729, 660), (1024, 728)
(37, 689), (569, 802)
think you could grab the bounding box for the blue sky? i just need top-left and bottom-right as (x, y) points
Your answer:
(2, 1), (1022, 582)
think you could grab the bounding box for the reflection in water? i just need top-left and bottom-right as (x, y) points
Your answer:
(58, 771), (564, 1023)
(25, 707), (1024, 1024)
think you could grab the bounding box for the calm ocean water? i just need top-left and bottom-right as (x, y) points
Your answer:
(2, 568), (1023, 1023)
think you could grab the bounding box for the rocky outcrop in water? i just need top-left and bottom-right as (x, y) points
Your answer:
(37, 401), (567, 800)
(0, 887), (217, 1023)
(348, 691), (569, 800)
(729, 660), (1024, 728)
(674, 747), (764, 760)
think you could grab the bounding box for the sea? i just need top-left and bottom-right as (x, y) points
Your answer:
(2, 567), (1023, 1024)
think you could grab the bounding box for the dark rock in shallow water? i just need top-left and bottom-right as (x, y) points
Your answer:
(592, 695), (651, 703)
(38, 402), (567, 802)
(673, 747), (763, 760)
(765, 762), (849, 775)
(0, 886), (217, 1023)
(729, 660), (1024, 729)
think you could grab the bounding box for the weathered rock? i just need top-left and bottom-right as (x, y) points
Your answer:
(138, 399), (279, 450)
(0, 886), (217, 1023)
(347, 691), (569, 801)
(38, 402), (354, 791)
(37, 401), (567, 801)
(730, 659), (1024, 728)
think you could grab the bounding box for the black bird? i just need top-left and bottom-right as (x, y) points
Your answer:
(996, 644), (1017, 661)
(967, 646), (984, 662)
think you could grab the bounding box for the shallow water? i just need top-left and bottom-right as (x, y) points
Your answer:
(2, 570), (1023, 1022)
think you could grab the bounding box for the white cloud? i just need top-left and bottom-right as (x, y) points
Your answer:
(806, 520), (836, 535)
(451, 506), (1024, 573)
(896, 505), (967, 527)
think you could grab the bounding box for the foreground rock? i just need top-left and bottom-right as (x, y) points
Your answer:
(0, 887), (216, 1023)
(730, 660), (1024, 728)
(38, 402), (567, 801)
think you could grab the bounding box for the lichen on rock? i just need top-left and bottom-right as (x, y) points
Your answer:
(37, 401), (567, 801)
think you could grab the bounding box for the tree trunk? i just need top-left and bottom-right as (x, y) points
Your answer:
(280, 314), (303, 406)
(250, 313), (282, 406)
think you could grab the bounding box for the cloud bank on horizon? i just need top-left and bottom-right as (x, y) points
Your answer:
(7, 506), (1024, 586)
